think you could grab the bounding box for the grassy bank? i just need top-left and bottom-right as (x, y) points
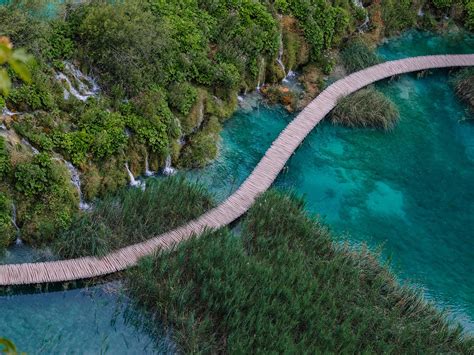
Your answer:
(127, 190), (473, 353)
(331, 86), (400, 130)
(54, 177), (214, 258)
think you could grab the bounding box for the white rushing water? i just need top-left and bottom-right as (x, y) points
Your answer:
(144, 153), (155, 177)
(64, 160), (91, 210)
(21, 139), (39, 155)
(11, 203), (22, 246)
(162, 155), (176, 176)
(125, 162), (145, 188)
(353, 0), (370, 32)
(256, 57), (266, 91)
(276, 23), (286, 76)
(56, 62), (100, 102)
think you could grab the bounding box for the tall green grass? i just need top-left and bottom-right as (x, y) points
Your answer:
(331, 86), (400, 130)
(54, 177), (214, 258)
(341, 37), (382, 73)
(127, 190), (473, 353)
(451, 68), (474, 113)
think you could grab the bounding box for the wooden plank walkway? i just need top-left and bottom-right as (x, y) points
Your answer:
(1, 54), (473, 285)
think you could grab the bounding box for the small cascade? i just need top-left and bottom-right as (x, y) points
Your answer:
(162, 155), (176, 176)
(63, 160), (91, 210)
(125, 162), (144, 188)
(144, 153), (155, 177)
(21, 138), (39, 155)
(353, 0), (369, 32)
(256, 57), (266, 91)
(276, 24), (286, 76)
(418, 7), (425, 17)
(56, 61), (100, 102)
(11, 203), (22, 246)
(282, 70), (296, 84)
(237, 95), (245, 103)
(2, 107), (19, 117)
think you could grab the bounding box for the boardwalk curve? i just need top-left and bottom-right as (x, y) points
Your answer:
(1, 54), (473, 285)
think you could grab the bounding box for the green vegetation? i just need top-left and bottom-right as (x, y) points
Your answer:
(451, 67), (474, 112)
(54, 177), (214, 258)
(341, 36), (382, 73)
(0, 191), (15, 251)
(331, 86), (399, 130)
(127, 190), (473, 353)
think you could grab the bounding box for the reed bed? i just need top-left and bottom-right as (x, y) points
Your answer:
(126, 190), (473, 353)
(331, 86), (399, 130)
(54, 177), (214, 258)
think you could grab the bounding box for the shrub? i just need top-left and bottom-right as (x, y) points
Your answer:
(14, 153), (52, 197)
(0, 192), (15, 251)
(168, 82), (198, 116)
(0, 137), (10, 179)
(331, 87), (399, 130)
(381, 0), (418, 36)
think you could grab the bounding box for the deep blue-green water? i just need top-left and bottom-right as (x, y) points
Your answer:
(185, 30), (474, 331)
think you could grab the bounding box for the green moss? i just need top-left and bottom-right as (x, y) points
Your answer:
(178, 116), (221, 168)
(331, 86), (399, 130)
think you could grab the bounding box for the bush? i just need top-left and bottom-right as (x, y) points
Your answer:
(54, 177), (214, 258)
(168, 82), (198, 116)
(0, 192), (15, 252)
(127, 190), (473, 353)
(341, 37), (381, 73)
(331, 87), (399, 130)
(0, 137), (10, 179)
(381, 0), (418, 36)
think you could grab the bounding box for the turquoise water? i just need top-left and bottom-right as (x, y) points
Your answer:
(0, 282), (173, 353)
(186, 31), (474, 330)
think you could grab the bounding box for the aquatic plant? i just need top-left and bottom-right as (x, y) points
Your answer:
(341, 36), (382, 73)
(127, 190), (473, 353)
(54, 176), (214, 258)
(451, 67), (474, 112)
(331, 86), (399, 130)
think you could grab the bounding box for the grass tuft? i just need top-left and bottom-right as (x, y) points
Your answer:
(331, 86), (399, 130)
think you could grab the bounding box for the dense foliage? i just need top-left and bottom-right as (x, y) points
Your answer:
(54, 177), (214, 258)
(127, 190), (473, 353)
(332, 86), (399, 130)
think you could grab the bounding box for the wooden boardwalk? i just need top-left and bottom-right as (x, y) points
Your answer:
(1, 54), (473, 285)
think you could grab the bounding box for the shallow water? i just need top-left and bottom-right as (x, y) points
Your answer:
(187, 30), (474, 331)
(0, 282), (172, 354)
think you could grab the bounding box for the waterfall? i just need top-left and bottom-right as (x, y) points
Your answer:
(56, 61), (100, 102)
(144, 153), (155, 177)
(353, 0), (369, 32)
(2, 107), (19, 117)
(256, 57), (266, 91)
(125, 162), (144, 188)
(276, 25), (286, 76)
(21, 138), (39, 155)
(11, 203), (22, 246)
(162, 155), (176, 176)
(64, 160), (91, 210)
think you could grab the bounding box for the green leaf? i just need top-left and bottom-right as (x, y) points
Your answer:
(8, 59), (31, 83)
(0, 68), (12, 96)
